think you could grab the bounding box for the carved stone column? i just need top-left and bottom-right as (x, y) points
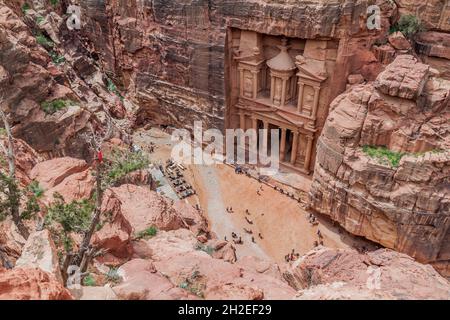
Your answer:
(262, 120), (269, 155)
(280, 128), (287, 162)
(290, 131), (299, 165)
(304, 135), (314, 171)
(297, 82), (305, 113)
(240, 113), (246, 130)
(252, 71), (258, 99)
(239, 68), (244, 97)
(281, 78), (287, 107)
(312, 86), (321, 120)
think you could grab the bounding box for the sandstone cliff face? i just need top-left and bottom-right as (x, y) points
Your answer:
(310, 55), (450, 271)
(0, 1), (128, 161)
(289, 247), (450, 300)
(79, 0), (396, 131)
(395, 0), (450, 32)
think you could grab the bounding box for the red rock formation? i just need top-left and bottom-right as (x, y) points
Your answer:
(113, 259), (196, 300)
(0, 268), (73, 300)
(287, 247), (450, 300)
(79, 0), (396, 130)
(15, 230), (63, 284)
(310, 55), (449, 273)
(30, 157), (95, 204)
(99, 185), (186, 233)
(134, 229), (297, 300)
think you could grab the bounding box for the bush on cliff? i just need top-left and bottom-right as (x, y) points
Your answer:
(363, 145), (405, 167)
(40, 99), (76, 115)
(105, 149), (149, 187)
(390, 15), (425, 39)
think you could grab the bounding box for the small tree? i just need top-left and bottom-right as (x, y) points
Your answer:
(390, 15), (425, 39)
(59, 118), (113, 280)
(0, 101), (40, 239)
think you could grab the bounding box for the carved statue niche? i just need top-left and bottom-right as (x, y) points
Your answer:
(266, 38), (297, 107)
(235, 47), (266, 99)
(295, 55), (328, 128)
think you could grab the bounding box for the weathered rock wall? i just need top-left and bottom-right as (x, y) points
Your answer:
(309, 55), (450, 271)
(80, 0), (396, 131)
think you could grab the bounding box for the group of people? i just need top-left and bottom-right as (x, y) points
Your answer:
(308, 213), (319, 226)
(313, 229), (324, 247)
(227, 232), (243, 245)
(285, 249), (300, 262)
(224, 208), (265, 247)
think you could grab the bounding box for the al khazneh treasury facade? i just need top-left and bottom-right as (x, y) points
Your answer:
(227, 29), (338, 174)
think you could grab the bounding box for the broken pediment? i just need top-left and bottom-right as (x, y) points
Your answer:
(295, 55), (328, 83)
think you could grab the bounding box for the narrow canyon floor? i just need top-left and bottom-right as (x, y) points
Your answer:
(133, 128), (376, 264)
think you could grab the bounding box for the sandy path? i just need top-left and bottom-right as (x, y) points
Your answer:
(134, 128), (374, 264)
(189, 165), (269, 260)
(189, 164), (371, 264)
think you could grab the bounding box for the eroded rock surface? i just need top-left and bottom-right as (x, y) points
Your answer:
(0, 267), (72, 300)
(287, 247), (450, 300)
(310, 55), (450, 273)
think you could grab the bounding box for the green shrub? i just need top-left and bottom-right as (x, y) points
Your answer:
(179, 271), (205, 298)
(105, 149), (149, 186)
(106, 78), (124, 101)
(83, 274), (96, 287)
(45, 193), (94, 234)
(106, 267), (122, 284)
(40, 99), (75, 114)
(50, 0), (59, 6)
(35, 34), (54, 48)
(194, 243), (214, 256)
(36, 16), (45, 25)
(135, 226), (158, 240)
(28, 181), (44, 198)
(49, 51), (66, 65)
(362, 145), (405, 167)
(0, 173), (40, 222)
(390, 15), (424, 38)
(21, 3), (31, 14)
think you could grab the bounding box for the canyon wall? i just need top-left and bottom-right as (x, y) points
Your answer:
(309, 55), (449, 271)
(80, 0), (396, 131)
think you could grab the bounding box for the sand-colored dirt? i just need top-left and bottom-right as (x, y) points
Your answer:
(133, 128), (375, 264)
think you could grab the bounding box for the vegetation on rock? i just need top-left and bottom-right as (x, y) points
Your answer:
(390, 15), (425, 39)
(40, 99), (75, 114)
(362, 145), (404, 167)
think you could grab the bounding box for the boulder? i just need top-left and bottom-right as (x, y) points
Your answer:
(0, 268), (72, 300)
(388, 32), (411, 51)
(92, 210), (133, 262)
(374, 55), (429, 99)
(100, 185), (185, 233)
(310, 60), (450, 273)
(15, 230), (63, 284)
(113, 259), (195, 300)
(143, 230), (296, 300)
(0, 219), (26, 265)
(285, 247), (450, 300)
(30, 157), (95, 204)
